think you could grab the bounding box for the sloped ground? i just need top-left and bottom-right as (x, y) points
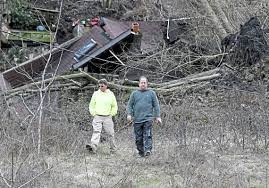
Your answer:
(44, 128), (171, 187)
(1, 89), (269, 187)
(1, 1), (269, 187)
(33, 128), (269, 187)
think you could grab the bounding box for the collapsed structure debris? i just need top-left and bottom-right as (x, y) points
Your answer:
(0, 17), (168, 91)
(0, 18), (132, 90)
(1, 13), (269, 98)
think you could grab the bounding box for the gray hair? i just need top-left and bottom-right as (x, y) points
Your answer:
(139, 76), (148, 83)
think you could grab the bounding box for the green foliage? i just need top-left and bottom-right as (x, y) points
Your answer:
(0, 47), (26, 71)
(8, 46), (26, 63)
(9, 0), (40, 30)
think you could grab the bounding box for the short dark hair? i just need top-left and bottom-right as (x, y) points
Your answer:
(98, 78), (108, 85)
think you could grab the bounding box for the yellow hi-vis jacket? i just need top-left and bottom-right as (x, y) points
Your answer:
(89, 89), (118, 116)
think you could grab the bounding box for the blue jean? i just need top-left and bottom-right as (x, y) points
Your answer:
(133, 121), (153, 155)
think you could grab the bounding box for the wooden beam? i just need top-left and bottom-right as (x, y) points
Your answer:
(160, 73), (221, 89)
(109, 50), (125, 65)
(31, 7), (60, 14)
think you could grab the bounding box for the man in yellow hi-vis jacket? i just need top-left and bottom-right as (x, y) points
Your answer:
(86, 78), (118, 154)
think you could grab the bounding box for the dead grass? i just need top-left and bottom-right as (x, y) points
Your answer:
(0, 87), (269, 187)
(1, 0), (269, 186)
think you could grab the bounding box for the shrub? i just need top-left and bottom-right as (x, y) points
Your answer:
(9, 0), (40, 30)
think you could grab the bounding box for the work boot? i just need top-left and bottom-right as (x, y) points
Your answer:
(110, 149), (117, 155)
(138, 151), (144, 157)
(86, 144), (97, 154)
(145, 151), (151, 157)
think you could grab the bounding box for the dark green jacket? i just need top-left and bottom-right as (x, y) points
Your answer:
(127, 89), (160, 123)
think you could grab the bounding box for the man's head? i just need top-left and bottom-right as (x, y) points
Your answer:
(98, 78), (108, 92)
(139, 76), (148, 91)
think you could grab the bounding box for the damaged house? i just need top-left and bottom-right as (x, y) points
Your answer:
(0, 17), (165, 91)
(0, 18), (132, 90)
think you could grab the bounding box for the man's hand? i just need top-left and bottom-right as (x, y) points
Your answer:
(156, 117), (162, 124)
(127, 115), (132, 123)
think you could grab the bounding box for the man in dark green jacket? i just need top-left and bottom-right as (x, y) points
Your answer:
(127, 76), (161, 157)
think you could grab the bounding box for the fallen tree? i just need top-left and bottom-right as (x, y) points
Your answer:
(1, 67), (223, 99)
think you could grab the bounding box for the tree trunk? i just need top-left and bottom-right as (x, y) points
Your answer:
(210, 0), (234, 34)
(199, 0), (228, 39)
(102, 0), (112, 8)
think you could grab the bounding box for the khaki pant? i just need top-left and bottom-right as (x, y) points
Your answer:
(90, 115), (116, 151)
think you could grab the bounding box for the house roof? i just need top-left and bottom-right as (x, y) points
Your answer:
(72, 28), (132, 69)
(1, 37), (81, 89)
(0, 19), (166, 91)
(134, 21), (164, 53)
(1, 18), (131, 89)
